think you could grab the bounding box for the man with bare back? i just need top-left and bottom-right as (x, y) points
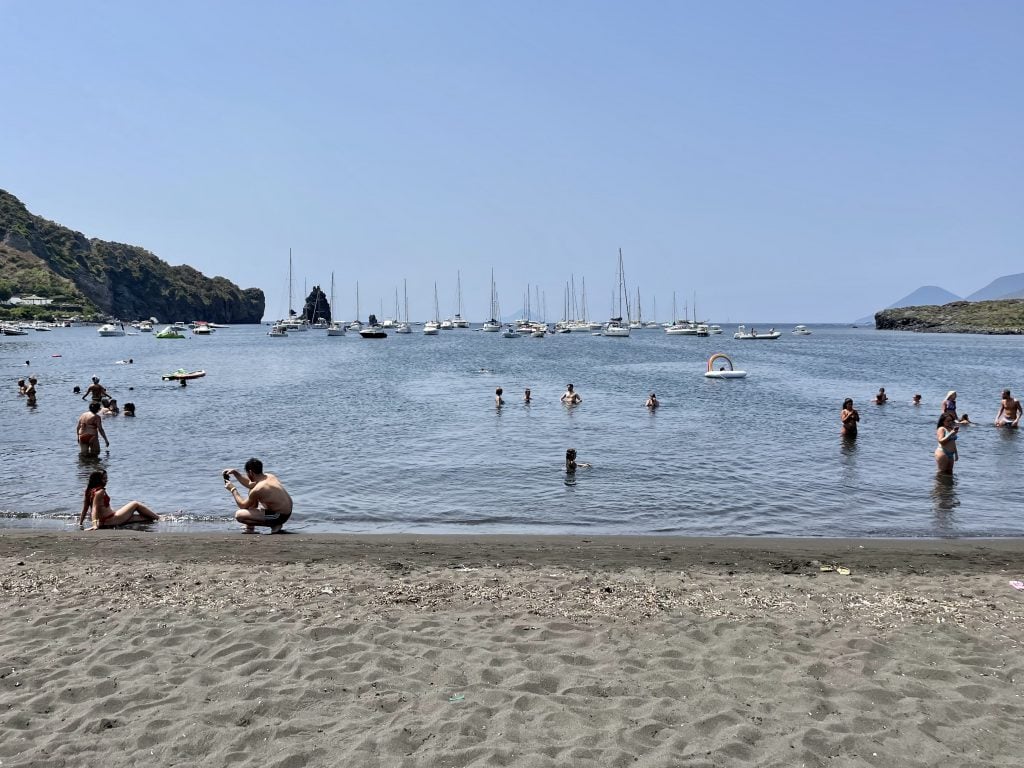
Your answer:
(223, 457), (293, 533)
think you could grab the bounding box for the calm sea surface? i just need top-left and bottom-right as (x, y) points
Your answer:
(2, 323), (1022, 537)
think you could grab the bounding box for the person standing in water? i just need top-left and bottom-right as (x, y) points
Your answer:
(560, 383), (582, 405)
(995, 389), (1022, 428)
(942, 391), (958, 421)
(645, 393), (659, 409)
(76, 401), (109, 455)
(934, 412), (959, 474)
(841, 398), (860, 437)
(874, 387), (888, 405)
(565, 448), (591, 473)
(82, 376), (108, 403)
(495, 387), (505, 407)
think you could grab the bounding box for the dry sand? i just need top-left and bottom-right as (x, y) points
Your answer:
(2, 532), (1024, 767)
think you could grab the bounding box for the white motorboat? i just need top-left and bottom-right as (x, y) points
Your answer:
(734, 325), (781, 340)
(696, 324), (710, 337)
(192, 323), (212, 335)
(792, 325), (812, 335)
(708, 324), (723, 334)
(97, 323), (126, 337)
(704, 352), (747, 379)
(139, 321), (153, 332)
(501, 324), (520, 338)
(267, 324), (288, 337)
(665, 322), (698, 336)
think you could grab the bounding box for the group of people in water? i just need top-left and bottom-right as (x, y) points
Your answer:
(73, 376), (135, 455)
(494, 382), (659, 409)
(843, 387), (1022, 475)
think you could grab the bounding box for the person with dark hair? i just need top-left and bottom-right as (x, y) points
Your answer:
(223, 458), (293, 533)
(17, 379), (27, 395)
(874, 387), (888, 405)
(565, 448), (591, 474)
(78, 469), (159, 530)
(841, 398), (860, 438)
(645, 393), (660, 409)
(495, 387), (505, 407)
(123, 402), (136, 417)
(76, 401), (109, 456)
(935, 412), (959, 475)
(995, 389), (1022, 428)
(82, 376), (108, 403)
(560, 383), (582, 405)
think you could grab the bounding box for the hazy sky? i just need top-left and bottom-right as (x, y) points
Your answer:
(2, 2), (1021, 322)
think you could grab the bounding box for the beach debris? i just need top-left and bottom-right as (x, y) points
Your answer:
(820, 565), (852, 576)
(1010, 581), (1024, 591)
(448, 693), (465, 703)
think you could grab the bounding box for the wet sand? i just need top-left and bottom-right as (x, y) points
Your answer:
(2, 532), (1023, 767)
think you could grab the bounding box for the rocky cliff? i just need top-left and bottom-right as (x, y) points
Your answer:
(0, 190), (264, 322)
(874, 300), (1024, 334)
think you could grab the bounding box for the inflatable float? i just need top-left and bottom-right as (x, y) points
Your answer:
(161, 369), (206, 381)
(704, 353), (747, 378)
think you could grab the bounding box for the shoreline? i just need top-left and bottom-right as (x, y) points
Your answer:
(4, 530), (1024, 573)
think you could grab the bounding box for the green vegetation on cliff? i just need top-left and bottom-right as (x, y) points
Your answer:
(0, 190), (264, 322)
(874, 300), (1024, 334)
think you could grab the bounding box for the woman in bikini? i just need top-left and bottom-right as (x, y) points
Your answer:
(78, 470), (160, 530)
(76, 402), (109, 456)
(934, 412), (959, 475)
(840, 398), (860, 438)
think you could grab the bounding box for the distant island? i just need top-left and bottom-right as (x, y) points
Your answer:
(875, 299), (1024, 334)
(860, 273), (1024, 325)
(0, 189), (264, 323)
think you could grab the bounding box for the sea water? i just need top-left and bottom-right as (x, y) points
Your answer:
(1, 324), (1021, 537)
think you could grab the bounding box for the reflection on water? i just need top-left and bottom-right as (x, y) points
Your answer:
(930, 473), (960, 533)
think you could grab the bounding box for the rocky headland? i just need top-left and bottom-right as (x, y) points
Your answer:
(874, 299), (1024, 334)
(0, 190), (264, 323)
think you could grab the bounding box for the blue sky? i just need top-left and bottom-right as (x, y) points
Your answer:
(2, 1), (1021, 322)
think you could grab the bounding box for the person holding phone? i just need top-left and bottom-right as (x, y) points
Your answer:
(934, 412), (959, 475)
(223, 458), (293, 533)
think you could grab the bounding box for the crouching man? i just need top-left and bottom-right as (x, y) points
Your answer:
(223, 457), (293, 533)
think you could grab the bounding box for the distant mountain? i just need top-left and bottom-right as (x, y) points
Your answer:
(0, 189), (264, 322)
(886, 285), (962, 309)
(964, 273), (1024, 302)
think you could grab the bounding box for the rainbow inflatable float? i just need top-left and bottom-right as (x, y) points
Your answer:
(704, 353), (747, 379)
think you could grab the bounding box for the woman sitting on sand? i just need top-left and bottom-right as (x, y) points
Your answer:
(78, 470), (160, 530)
(934, 413), (959, 475)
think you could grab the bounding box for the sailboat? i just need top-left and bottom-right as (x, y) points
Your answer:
(481, 270), (501, 331)
(452, 271), (469, 328)
(424, 283), (441, 334)
(395, 280), (412, 333)
(347, 282), (363, 331)
(279, 249), (308, 332)
(603, 249), (631, 337)
(629, 287), (643, 329)
(327, 272), (345, 336)
(665, 291), (697, 335)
